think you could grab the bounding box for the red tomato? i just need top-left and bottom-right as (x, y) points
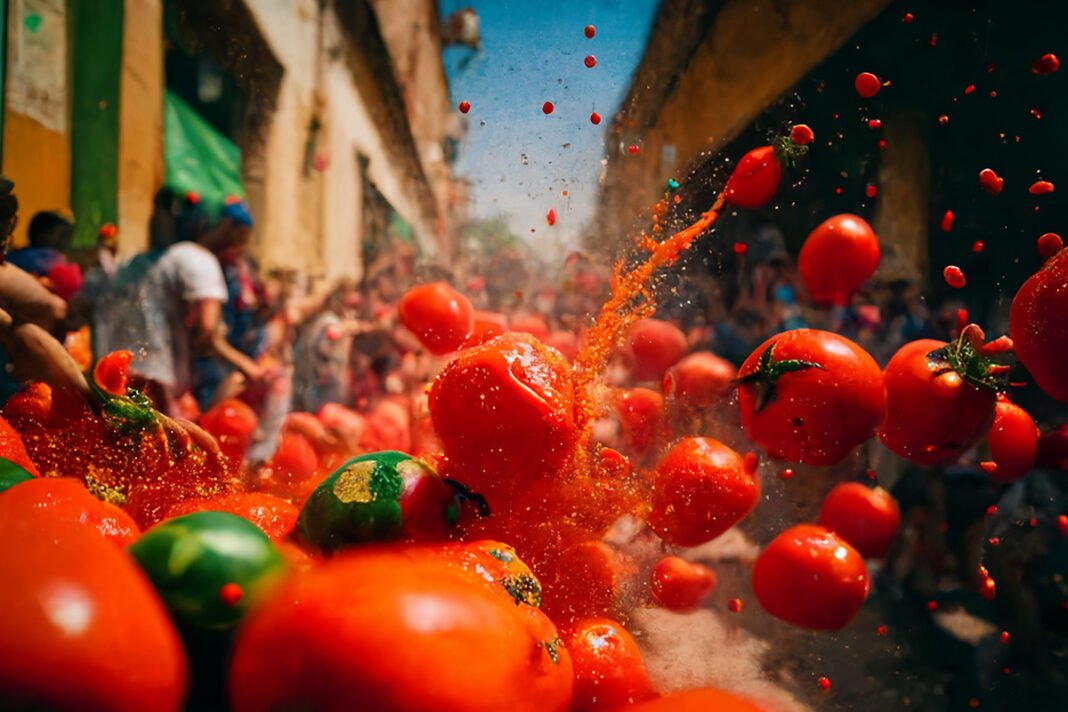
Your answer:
(798, 214), (880, 305)
(738, 330), (885, 465)
(1010, 246), (1068, 402)
(663, 351), (737, 410)
(1, 476), (140, 546)
(818, 483), (901, 559)
(166, 491), (299, 541)
(92, 350), (133, 396)
(878, 338), (997, 465)
(429, 332), (577, 497)
(398, 281), (474, 355)
(230, 549), (573, 712)
(565, 617), (655, 710)
(650, 556), (717, 611)
(0, 491), (186, 711)
(621, 688), (762, 712)
(0, 414), (40, 476)
(627, 318), (688, 381)
(543, 540), (633, 623)
(723, 145), (782, 209)
(854, 71), (881, 98)
(509, 312), (551, 340)
(752, 524), (869, 630)
(259, 430), (321, 500)
(615, 387), (665, 455)
(199, 399), (258, 472)
(648, 437), (759, 547)
(462, 310), (508, 348)
(1037, 424), (1068, 470)
(986, 398), (1039, 482)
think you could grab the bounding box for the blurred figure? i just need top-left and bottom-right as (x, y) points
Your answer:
(292, 279), (363, 413)
(6, 210), (83, 301)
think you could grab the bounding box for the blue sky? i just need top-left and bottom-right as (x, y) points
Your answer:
(440, 0), (660, 257)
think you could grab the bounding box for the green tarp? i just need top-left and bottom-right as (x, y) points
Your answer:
(163, 89), (244, 210)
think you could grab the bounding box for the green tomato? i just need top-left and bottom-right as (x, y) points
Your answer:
(0, 457), (34, 493)
(128, 511), (285, 629)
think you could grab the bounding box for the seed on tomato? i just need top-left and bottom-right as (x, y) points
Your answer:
(854, 72), (881, 98)
(650, 556), (717, 611)
(818, 483), (901, 559)
(979, 168), (1004, 195)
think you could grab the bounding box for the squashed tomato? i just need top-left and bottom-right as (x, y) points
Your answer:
(166, 491), (299, 541)
(798, 214), (880, 306)
(818, 482), (900, 559)
(398, 281), (474, 355)
(1, 414), (40, 476)
(565, 617), (655, 710)
(663, 351), (736, 410)
(738, 329), (885, 465)
(230, 548), (573, 712)
(1010, 245), (1068, 402)
(199, 399), (258, 473)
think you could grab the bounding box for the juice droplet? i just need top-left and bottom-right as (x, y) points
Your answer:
(546, 208), (556, 226)
(789, 123), (815, 145)
(986, 505), (998, 516)
(1056, 514), (1068, 535)
(927, 600), (938, 611)
(458, 100), (471, 114)
(868, 118), (882, 129)
(964, 84), (976, 95)
(979, 460), (997, 473)
(1029, 179), (1054, 195)
(590, 111), (602, 125)
(941, 210), (954, 232)
(818, 677), (832, 692)
(727, 597), (743, 613)
(877, 624), (888, 636)
(972, 240), (985, 253)
(978, 168), (1004, 195)
(865, 184), (878, 198)
(903, 12), (914, 23)
(1032, 52), (1060, 75)
(943, 265), (966, 288)
(733, 242), (747, 255)
(542, 101), (555, 115)
(781, 468), (794, 480)
(627, 144), (640, 154)
(1000, 631), (1011, 644)
(584, 24), (596, 39)
(855, 72), (881, 98)
(584, 55), (597, 68)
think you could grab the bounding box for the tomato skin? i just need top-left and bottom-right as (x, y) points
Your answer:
(93, 350), (133, 397)
(663, 352), (736, 410)
(0, 491), (187, 712)
(1010, 246), (1068, 402)
(752, 524), (869, 630)
(648, 438), (759, 547)
(2, 476), (138, 546)
(878, 339), (996, 465)
(818, 483), (900, 559)
(620, 688), (762, 712)
(429, 332), (577, 497)
(627, 318), (688, 381)
(565, 617), (655, 711)
(738, 330), (885, 466)
(986, 399), (1039, 482)
(615, 387), (665, 455)
(199, 399), (258, 473)
(543, 540), (633, 623)
(0, 414), (41, 476)
(724, 145), (782, 209)
(650, 556), (718, 611)
(229, 549), (573, 712)
(166, 491), (299, 541)
(798, 214), (880, 305)
(461, 310), (508, 348)
(398, 281), (474, 355)
(258, 430), (321, 500)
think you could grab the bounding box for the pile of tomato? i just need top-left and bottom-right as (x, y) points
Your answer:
(1, 138), (1067, 712)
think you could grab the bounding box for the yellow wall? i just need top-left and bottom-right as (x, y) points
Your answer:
(1, 109), (71, 246)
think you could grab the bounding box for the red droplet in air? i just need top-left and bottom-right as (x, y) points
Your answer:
(903, 12), (914, 23)
(1057, 514), (1068, 535)
(727, 598), (743, 613)
(877, 624), (889, 636)
(941, 210), (954, 232)
(972, 240), (985, 254)
(584, 55), (597, 68)
(1030, 108), (1043, 120)
(943, 265), (966, 288)
(458, 100), (471, 114)
(855, 72), (881, 98)
(930, 32), (938, 48)
(956, 308), (969, 332)
(590, 111), (602, 125)
(781, 468), (794, 480)
(546, 208), (556, 226)
(986, 505), (998, 517)
(818, 677), (832, 692)
(542, 101), (554, 115)
(733, 242), (747, 255)
(219, 582), (244, 607)
(1037, 232), (1064, 259)
(987, 62), (996, 74)
(979, 460), (998, 474)
(627, 144), (640, 154)
(1000, 631), (1011, 644)
(789, 123), (815, 145)
(979, 168), (1004, 195)
(868, 119), (882, 129)
(1029, 180), (1054, 195)
(927, 600), (938, 612)
(584, 24), (596, 39)
(877, 139), (887, 150)
(865, 184), (878, 198)
(964, 84), (976, 95)
(1032, 53), (1060, 75)
(938, 114), (950, 126)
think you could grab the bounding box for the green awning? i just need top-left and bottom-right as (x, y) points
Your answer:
(163, 90), (244, 209)
(388, 210), (414, 244)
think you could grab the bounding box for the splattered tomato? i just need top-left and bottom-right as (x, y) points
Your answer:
(752, 524), (869, 630)
(627, 318), (688, 381)
(879, 332), (999, 465)
(798, 214), (880, 305)
(92, 349), (133, 397)
(0, 493), (186, 712)
(615, 387), (665, 455)
(650, 555), (717, 611)
(565, 617), (655, 710)
(398, 281), (474, 355)
(1010, 246), (1068, 402)
(230, 549), (573, 712)
(738, 330), (885, 465)
(624, 688), (762, 712)
(986, 398), (1039, 482)
(723, 145), (782, 209)
(0, 476), (139, 546)
(818, 482), (900, 559)
(648, 437), (759, 547)
(663, 351), (736, 410)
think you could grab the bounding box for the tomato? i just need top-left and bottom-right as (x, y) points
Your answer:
(565, 617), (655, 710)
(93, 349), (133, 397)
(854, 71), (881, 98)
(429, 540), (544, 607)
(258, 429), (321, 500)
(621, 689), (762, 712)
(510, 312), (551, 340)
(723, 145), (782, 209)
(615, 387), (665, 455)
(752, 524), (869, 630)
(986, 398), (1039, 482)
(230, 549), (573, 712)
(543, 540), (633, 623)
(1, 414), (40, 476)
(166, 491), (299, 541)
(818, 483), (900, 559)
(1010, 246), (1068, 402)
(199, 399), (258, 473)
(650, 555), (717, 611)
(1, 476), (139, 546)
(626, 318), (688, 382)
(798, 214), (880, 305)
(462, 310), (509, 348)
(648, 437), (759, 547)
(738, 330), (885, 465)
(429, 332), (577, 498)
(316, 403), (367, 460)
(398, 281), (474, 355)
(878, 336), (998, 465)
(0, 491), (186, 712)
(663, 351), (736, 410)
(1037, 424), (1068, 470)
(130, 511), (286, 629)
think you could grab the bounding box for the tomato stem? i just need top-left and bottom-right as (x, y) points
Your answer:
(737, 342), (823, 412)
